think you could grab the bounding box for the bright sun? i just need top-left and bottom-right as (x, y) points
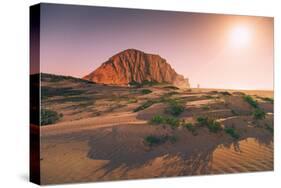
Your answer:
(229, 25), (251, 47)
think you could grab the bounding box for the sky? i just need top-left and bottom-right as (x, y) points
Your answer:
(40, 3), (274, 90)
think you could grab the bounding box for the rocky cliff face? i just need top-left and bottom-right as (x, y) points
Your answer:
(83, 49), (190, 88)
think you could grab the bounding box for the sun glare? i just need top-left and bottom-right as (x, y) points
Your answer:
(229, 25), (251, 48)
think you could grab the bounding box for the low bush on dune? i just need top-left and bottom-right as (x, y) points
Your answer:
(220, 91), (232, 96)
(134, 100), (155, 112)
(165, 116), (181, 129)
(140, 89), (153, 95)
(144, 135), (178, 146)
(196, 116), (222, 133)
(144, 135), (164, 146)
(243, 95), (259, 108)
(207, 121), (222, 133)
(41, 109), (63, 125)
(128, 81), (141, 88)
(160, 92), (179, 101)
(196, 116), (208, 126)
(130, 80), (159, 88)
(253, 108), (266, 120)
(142, 80), (159, 86)
(243, 95), (269, 120)
(151, 115), (166, 124)
(224, 127), (240, 139)
(167, 104), (184, 116)
(166, 99), (185, 116)
(133, 92), (182, 113)
(150, 115), (180, 129)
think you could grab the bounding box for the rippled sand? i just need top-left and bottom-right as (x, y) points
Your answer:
(40, 124), (273, 184)
(211, 138), (273, 174)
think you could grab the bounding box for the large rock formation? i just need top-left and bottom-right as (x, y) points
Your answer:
(83, 49), (190, 88)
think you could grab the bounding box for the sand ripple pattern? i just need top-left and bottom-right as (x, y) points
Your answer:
(41, 124), (273, 184)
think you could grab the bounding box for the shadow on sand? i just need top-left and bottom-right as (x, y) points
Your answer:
(86, 124), (273, 179)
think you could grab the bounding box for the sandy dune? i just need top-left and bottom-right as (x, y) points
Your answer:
(39, 75), (273, 184)
(41, 121), (273, 184)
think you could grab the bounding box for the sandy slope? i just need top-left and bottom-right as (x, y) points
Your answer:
(41, 120), (273, 184)
(41, 112), (146, 135)
(39, 77), (273, 184)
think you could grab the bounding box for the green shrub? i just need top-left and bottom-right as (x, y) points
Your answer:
(141, 89), (153, 95)
(151, 115), (166, 124)
(160, 92), (179, 102)
(207, 121), (222, 133)
(243, 95), (259, 108)
(253, 108), (266, 120)
(224, 128), (240, 139)
(196, 117), (222, 133)
(165, 116), (180, 129)
(41, 109), (62, 125)
(142, 80), (158, 86)
(220, 91), (231, 96)
(134, 92), (183, 114)
(196, 117), (208, 126)
(144, 135), (178, 146)
(150, 115), (180, 129)
(166, 100), (185, 116)
(134, 100), (155, 112)
(129, 81), (141, 88)
(144, 135), (164, 146)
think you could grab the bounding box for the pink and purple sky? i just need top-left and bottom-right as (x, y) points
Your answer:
(40, 4), (274, 90)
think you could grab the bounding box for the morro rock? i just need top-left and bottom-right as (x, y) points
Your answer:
(83, 49), (190, 88)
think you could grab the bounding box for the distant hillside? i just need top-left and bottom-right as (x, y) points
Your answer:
(40, 73), (95, 84)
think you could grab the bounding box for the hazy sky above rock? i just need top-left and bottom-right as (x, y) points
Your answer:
(40, 3), (273, 90)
